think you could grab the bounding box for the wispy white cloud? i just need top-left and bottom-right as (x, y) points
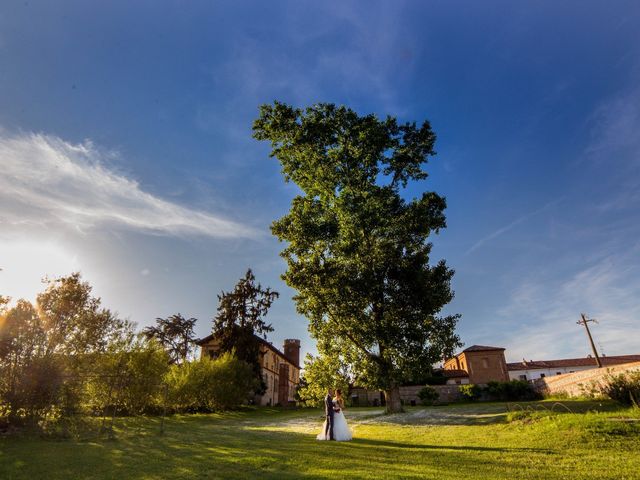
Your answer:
(493, 247), (640, 361)
(196, 2), (412, 142)
(465, 198), (563, 255)
(0, 132), (258, 238)
(582, 83), (640, 213)
(586, 84), (640, 162)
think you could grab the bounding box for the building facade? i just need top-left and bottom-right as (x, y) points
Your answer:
(196, 335), (301, 406)
(507, 354), (640, 381)
(443, 345), (510, 384)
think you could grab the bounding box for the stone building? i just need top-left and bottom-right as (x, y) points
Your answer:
(196, 335), (301, 406)
(442, 345), (510, 384)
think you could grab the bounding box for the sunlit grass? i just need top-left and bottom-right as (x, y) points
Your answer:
(1, 401), (639, 479)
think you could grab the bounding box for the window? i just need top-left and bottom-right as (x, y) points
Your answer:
(540, 373), (546, 378)
(519, 375), (527, 381)
(482, 358), (489, 368)
(556, 372), (562, 375)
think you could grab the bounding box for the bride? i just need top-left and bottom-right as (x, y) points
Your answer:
(317, 389), (352, 441)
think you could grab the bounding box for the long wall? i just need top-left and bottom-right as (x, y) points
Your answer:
(351, 385), (463, 406)
(534, 361), (640, 397)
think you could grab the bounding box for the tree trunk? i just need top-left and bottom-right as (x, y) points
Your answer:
(384, 386), (403, 414)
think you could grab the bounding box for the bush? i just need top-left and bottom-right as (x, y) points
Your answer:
(459, 384), (481, 401)
(6, 356), (64, 421)
(601, 371), (640, 407)
(165, 352), (258, 412)
(84, 339), (170, 415)
(418, 386), (439, 405)
(484, 380), (541, 401)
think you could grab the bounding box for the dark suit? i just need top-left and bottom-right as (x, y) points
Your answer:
(324, 393), (335, 440)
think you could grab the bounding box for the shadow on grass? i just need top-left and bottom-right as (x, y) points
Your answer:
(351, 437), (552, 453)
(2, 401), (632, 479)
(1, 418), (564, 480)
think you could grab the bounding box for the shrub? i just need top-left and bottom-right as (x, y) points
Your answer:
(484, 380), (541, 401)
(84, 339), (170, 415)
(418, 386), (439, 405)
(459, 384), (481, 401)
(165, 352), (258, 412)
(6, 356), (64, 421)
(600, 371), (640, 407)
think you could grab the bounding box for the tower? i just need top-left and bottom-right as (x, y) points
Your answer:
(283, 339), (301, 366)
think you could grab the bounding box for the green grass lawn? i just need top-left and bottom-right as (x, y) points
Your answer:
(1, 400), (639, 479)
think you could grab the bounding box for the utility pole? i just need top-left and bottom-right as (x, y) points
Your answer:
(577, 313), (602, 368)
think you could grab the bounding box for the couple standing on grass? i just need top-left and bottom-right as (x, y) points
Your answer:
(317, 388), (353, 441)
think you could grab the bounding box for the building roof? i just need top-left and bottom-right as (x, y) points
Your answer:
(462, 345), (506, 353)
(507, 354), (640, 371)
(441, 369), (469, 378)
(195, 334), (215, 346)
(196, 333), (300, 369)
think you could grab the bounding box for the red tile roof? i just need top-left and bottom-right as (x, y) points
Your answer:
(196, 333), (300, 368)
(507, 354), (640, 371)
(462, 345), (506, 353)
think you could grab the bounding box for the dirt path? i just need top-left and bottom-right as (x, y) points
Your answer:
(256, 404), (511, 435)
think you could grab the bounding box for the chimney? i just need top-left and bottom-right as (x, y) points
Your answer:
(283, 339), (301, 367)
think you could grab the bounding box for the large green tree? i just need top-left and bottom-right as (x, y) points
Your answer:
(254, 102), (461, 412)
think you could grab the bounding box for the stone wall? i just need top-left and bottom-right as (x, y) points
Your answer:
(351, 384), (464, 406)
(400, 385), (463, 404)
(534, 361), (640, 397)
(350, 387), (383, 406)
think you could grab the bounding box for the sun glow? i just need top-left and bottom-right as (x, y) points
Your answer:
(0, 238), (81, 303)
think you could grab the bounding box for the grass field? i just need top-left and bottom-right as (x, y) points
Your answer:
(1, 400), (639, 479)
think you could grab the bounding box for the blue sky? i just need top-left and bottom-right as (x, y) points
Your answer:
(1, 1), (639, 363)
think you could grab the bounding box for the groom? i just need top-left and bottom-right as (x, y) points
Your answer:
(324, 388), (340, 441)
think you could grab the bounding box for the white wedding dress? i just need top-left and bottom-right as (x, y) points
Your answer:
(317, 400), (352, 441)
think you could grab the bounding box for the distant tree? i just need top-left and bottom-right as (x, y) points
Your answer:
(143, 314), (197, 364)
(212, 269), (279, 391)
(296, 353), (352, 407)
(37, 273), (129, 357)
(0, 299), (52, 420)
(254, 102), (461, 413)
(0, 295), (9, 314)
(0, 274), (138, 424)
(36, 273), (133, 416)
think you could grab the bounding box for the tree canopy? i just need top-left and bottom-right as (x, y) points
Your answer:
(211, 269), (279, 393)
(254, 102), (461, 412)
(143, 314), (197, 364)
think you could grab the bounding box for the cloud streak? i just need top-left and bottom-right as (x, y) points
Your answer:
(0, 132), (258, 239)
(493, 246), (640, 361)
(465, 198), (563, 255)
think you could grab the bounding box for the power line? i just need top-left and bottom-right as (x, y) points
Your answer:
(577, 313), (602, 368)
